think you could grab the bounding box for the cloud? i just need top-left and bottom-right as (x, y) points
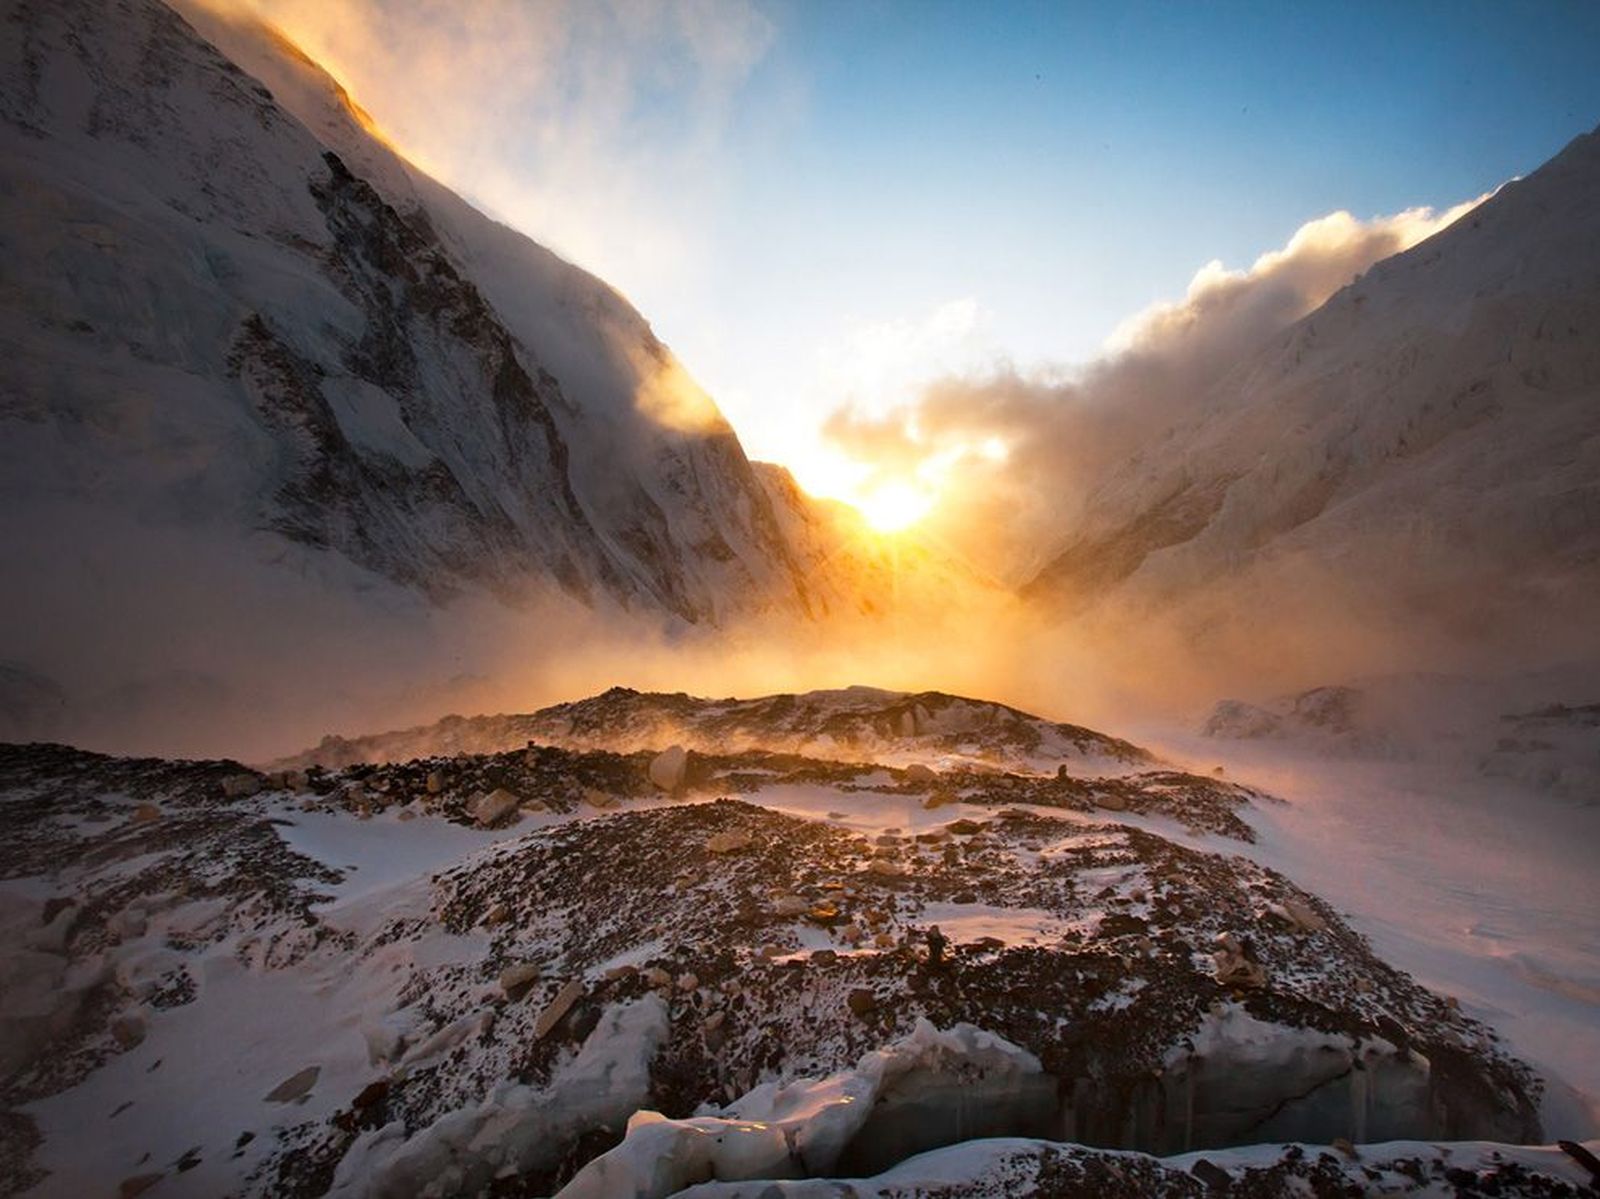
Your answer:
(823, 197), (1488, 580)
(225, 0), (776, 299)
(1105, 199), (1484, 364)
(815, 297), (990, 412)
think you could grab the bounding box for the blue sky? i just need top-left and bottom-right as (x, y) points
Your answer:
(259, 0), (1600, 494)
(659, 0), (1600, 490)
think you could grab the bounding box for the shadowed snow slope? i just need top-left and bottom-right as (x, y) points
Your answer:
(1028, 124), (1600, 683)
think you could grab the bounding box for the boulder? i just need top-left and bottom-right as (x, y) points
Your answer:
(648, 745), (689, 793)
(499, 962), (541, 996)
(475, 788), (520, 828)
(425, 770), (445, 795)
(846, 988), (877, 1016)
(904, 763), (938, 782)
(129, 802), (161, 825)
(532, 979), (585, 1040)
(1212, 932), (1268, 990)
(220, 773), (261, 798)
(805, 902), (846, 926)
(582, 788), (620, 810)
(1271, 898), (1327, 933)
(705, 829), (752, 854)
(1190, 1159), (1232, 1189)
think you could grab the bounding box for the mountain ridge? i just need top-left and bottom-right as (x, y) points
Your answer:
(0, 0), (987, 755)
(1025, 123), (1600, 676)
(0, 0), (848, 625)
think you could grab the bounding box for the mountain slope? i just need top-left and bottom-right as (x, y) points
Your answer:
(273, 684), (1155, 778)
(0, 0), (905, 753)
(1026, 126), (1600, 677)
(170, 0), (835, 625)
(0, 2), (829, 603)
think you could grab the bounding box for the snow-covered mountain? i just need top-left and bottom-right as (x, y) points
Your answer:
(1, 0), (843, 620)
(1025, 125), (1600, 677)
(1, 0), (1018, 758)
(0, 0), (945, 752)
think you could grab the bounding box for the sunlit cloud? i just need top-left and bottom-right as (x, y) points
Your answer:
(823, 196), (1491, 578)
(1106, 199), (1488, 358)
(779, 297), (1000, 513)
(814, 297), (993, 417)
(856, 478), (936, 533)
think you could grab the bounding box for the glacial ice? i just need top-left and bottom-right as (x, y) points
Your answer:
(329, 995), (669, 1198)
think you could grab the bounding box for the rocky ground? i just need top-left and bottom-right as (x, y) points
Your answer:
(0, 692), (1590, 1198)
(274, 686), (1153, 778)
(674, 1138), (1600, 1197)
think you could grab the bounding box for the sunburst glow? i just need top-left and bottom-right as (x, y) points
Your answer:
(857, 480), (935, 533)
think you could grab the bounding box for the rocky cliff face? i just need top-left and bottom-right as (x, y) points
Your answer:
(0, 0), (826, 637)
(0, 0), (967, 753)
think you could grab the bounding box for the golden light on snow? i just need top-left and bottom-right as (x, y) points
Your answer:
(856, 479), (936, 533)
(632, 355), (728, 434)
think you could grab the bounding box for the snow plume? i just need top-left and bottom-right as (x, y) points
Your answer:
(192, 0), (775, 298)
(1107, 200), (1485, 362)
(824, 198), (1486, 582)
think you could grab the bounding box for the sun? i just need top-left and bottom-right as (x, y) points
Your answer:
(857, 480), (935, 534)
